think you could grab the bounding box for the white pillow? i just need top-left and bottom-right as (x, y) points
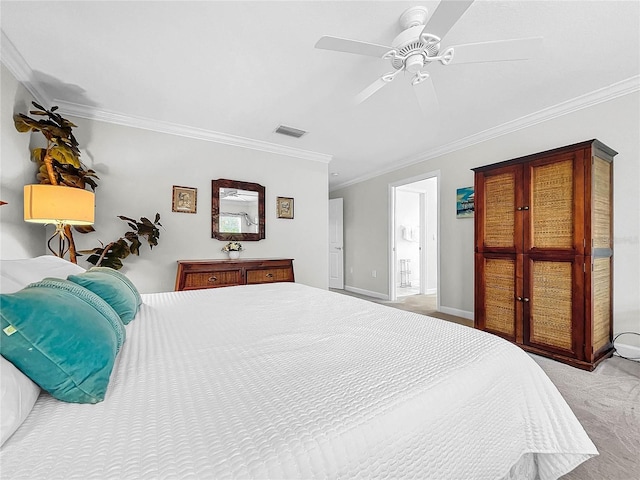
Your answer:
(0, 255), (85, 294)
(0, 357), (41, 446)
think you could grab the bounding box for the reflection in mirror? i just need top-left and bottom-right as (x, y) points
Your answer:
(219, 188), (259, 234)
(212, 179), (265, 241)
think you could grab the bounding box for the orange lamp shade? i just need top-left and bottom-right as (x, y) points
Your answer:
(24, 185), (95, 225)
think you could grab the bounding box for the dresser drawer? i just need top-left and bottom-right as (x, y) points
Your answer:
(246, 267), (294, 285)
(182, 269), (242, 290)
(176, 259), (294, 291)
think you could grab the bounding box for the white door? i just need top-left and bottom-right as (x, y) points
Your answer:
(328, 198), (344, 289)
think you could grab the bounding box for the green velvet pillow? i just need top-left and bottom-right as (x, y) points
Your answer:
(68, 267), (140, 324)
(0, 278), (125, 404)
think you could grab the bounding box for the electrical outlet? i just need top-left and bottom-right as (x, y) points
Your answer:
(372, 270), (377, 278)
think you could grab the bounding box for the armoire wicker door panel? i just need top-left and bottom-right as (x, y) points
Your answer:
(523, 256), (584, 358)
(475, 253), (522, 343)
(475, 164), (523, 254)
(473, 140), (616, 370)
(525, 152), (585, 255)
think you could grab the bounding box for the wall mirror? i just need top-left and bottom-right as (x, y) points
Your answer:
(212, 178), (265, 241)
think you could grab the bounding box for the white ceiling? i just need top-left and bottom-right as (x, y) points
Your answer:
(2, 1), (639, 190)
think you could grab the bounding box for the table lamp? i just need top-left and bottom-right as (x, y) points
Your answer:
(24, 184), (95, 258)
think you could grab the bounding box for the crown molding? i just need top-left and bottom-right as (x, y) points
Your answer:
(0, 30), (52, 106)
(56, 100), (332, 164)
(330, 75), (640, 191)
(1, 29), (331, 165)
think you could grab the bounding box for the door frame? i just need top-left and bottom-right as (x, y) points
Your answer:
(388, 170), (440, 303)
(328, 197), (344, 289)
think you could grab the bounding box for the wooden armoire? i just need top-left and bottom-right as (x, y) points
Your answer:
(473, 140), (616, 370)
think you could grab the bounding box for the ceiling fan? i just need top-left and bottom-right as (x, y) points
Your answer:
(220, 189), (257, 202)
(315, 0), (542, 116)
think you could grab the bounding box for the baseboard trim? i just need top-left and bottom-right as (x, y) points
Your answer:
(439, 306), (474, 321)
(614, 342), (640, 362)
(344, 285), (389, 301)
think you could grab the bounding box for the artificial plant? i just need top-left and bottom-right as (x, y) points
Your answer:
(80, 214), (162, 270)
(14, 102), (162, 268)
(14, 102), (99, 262)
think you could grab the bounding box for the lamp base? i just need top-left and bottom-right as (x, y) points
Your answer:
(47, 223), (70, 258)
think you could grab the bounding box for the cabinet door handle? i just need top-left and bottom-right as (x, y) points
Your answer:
(516, 296), (523, 302)
(523, 206), (529, 210)
(266, 273), (274, 278)
(207, 276), (218, 282)
(516, 207), (523, 211)
(523, 297), (530, 302)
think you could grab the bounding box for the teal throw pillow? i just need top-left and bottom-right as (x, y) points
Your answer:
(0, 278), (125, 404)
(68, 267), (140, 324)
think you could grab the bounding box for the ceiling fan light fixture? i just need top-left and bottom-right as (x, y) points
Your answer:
(405, 53), (424, 73)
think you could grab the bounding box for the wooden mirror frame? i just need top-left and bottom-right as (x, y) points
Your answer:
(211, 178), (265, 241)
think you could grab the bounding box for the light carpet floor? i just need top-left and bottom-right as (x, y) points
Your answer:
(331, 289), (640, 479)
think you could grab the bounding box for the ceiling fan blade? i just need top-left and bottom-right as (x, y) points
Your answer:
(422, 0), (474, 40)
(315, 36), (392, 58)
(354, 77), (389, 104)
(413, 75), (439, 119)
(447, 37), (543, 64)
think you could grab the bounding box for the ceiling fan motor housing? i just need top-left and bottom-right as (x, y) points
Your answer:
(391, 25), (440, 70)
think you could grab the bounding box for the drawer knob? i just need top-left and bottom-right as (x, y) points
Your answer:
(208, 276), (218, 282)
(266, 273), (274, 278)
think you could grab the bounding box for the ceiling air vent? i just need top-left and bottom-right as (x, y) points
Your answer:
(275, 125), (307, 139)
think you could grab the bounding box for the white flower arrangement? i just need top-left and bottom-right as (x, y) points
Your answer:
(221, 241), (243, 252)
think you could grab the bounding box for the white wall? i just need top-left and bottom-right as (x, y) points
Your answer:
(0, 63), (45, 259)
(331, 91), (640, 346)
(1, 65), (329, 293)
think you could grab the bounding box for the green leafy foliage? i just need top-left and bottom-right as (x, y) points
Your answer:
(14, 102), (99, 191)
(15, 102), (163, 268)
(79, 214), (162, 270)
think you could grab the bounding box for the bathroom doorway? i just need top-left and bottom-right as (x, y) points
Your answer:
(389, 172), (439, 303)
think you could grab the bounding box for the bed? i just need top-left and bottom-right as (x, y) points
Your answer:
(0, 256), (596, 479)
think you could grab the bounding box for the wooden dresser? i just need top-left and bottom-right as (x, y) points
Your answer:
(175, 258), (294, 291)
(473, 140), (615, 370)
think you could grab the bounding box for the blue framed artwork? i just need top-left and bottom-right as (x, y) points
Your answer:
(456, 187), (474, 218)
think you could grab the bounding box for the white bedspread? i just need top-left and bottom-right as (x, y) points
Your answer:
(0, 283), (596, 479)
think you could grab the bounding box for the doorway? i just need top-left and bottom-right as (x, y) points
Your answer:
(389, 172), (439, 304)
(328, 198), (344, 289)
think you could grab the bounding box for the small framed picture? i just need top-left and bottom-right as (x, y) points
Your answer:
(456, 186), (474, 218)
(172, 186), (197, 214)
(276, 196), (294, 219)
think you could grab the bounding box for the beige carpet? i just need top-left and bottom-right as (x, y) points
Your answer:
(533, 354), (640, 480)
(331, 289), (640, 479)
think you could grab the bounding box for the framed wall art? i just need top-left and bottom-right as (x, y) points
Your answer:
(456, 186), (474, 218)
(276, 196), (294, 219)
(172, 186), (197, 214)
